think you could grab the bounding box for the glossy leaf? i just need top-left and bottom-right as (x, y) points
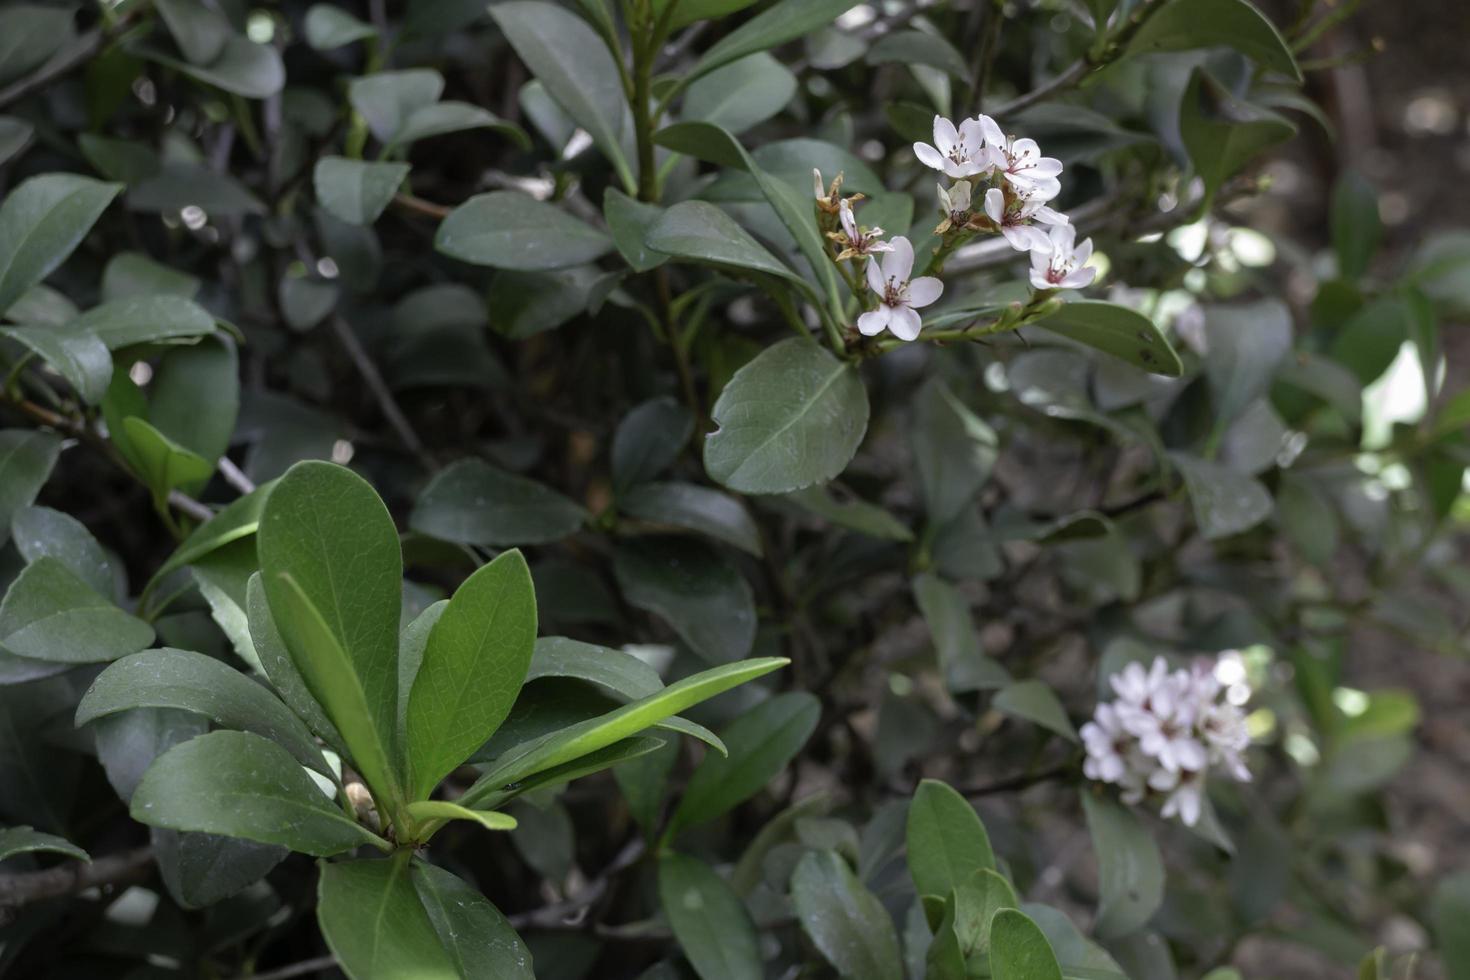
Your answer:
(704, 338), (869, 494)
(621, 482), (763, 556)
(0, 174), (121, 315)
(0, 557), (153, 664)
(11, 506), (115, 597)
(74, 295), (217, 349)
(404, 800), (518, 832)
(0, 325), (111, 405)
(0, 825), (88, 863)
(646, 201), (799, 282)
(435, 191), (611, 270)
(990, 908), (1064, 980)
(413, 861), (535, 978)
(409, 458), (588, 546)
(790, 850), (903, 980)
(907, 778), (996, 900)
(604, 189), (669, 274)
(1034, 301), (1183, 377)
(318, 858), (459, 979)
(146, 481), (274, 596)
(132, 731), (387, 856)
(407, 550), (537, 798)
(660, 853), (763, 980)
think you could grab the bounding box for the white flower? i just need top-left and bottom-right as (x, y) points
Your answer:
(858, 236), (942, 342)
(913, 115), (998, 180)
(1152, 768), (1205, 827)
(813, 167), (826, 201)
(984, 187), (1067, 254)
(1029, 224), (1096, 291)
(830, 198), (893, 260)
(979, 115), (1063, 198)
(936, 181), (971, 232)
(1081, 702), (1129, 783)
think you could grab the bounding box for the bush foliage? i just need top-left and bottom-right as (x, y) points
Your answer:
(0, 0), (1466, 977)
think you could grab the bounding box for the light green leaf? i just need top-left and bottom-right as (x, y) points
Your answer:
(990, 908), (1064, 980)
(791, 850), (903, 980)
(907, 778), (996, 900)
(704, 338), (868, 494)
(318, 858), (460, 979)
(1169, 452), (1273, 540)
(435, 191), (611, 270)
(993, 681), (1078, 742)
(117, 416), (214, 501)
(412, 861), (535, 979)
(1126, 0), (1300, 80)
(409, 457), (588, 546)
(74, 294), (216, 349)
(407, 550), (537, 799)
(613, 536), (756, 664)
(1034, 301), (1183, 377)
(621, 482), (763, 556)
(667, 691), (818, 836)
(0, 174), (121, 316)
(314, 157), (411, 226)
(0, 325), (111, 405)
(132, 730), (388, 856)
(76, 647), (334, 776)
(1082, 792), (1164, 939)
(145, 481), (274, 597)
(684, 53), (796, 135)
(0, 557), (152, 664)
(689, 0), (860, 81)
(460, 657), (788, 809)
(645, 200), (799, 282)
(489, 1), (632, 185)
(0, 825), (88, 863)
(258, 461), (403, 803)
(0, 430), (61, 550)
(612, 397), (693, 493)
(304, 4), (377, 49)
(405, 800), (517, 832)
(660, 853), (763, 980)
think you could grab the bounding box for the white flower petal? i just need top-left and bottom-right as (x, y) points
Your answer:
(957, 117), (984, 154)
(1061, 266), (1096, 289)
(812, 168), (825, 199)
(1030, 268), (1054, 290)
(978, 113), (1004, 147)
(857, 308), (891, 336)
(913, 142), (947, 172)
(865, 256), (885, 294)
(933, 115), (959, 155)
(905, 276), (943, 307)
(889, 305), (923, 341)
(984, 187), (1005, 224)
(883, 235), (914, 283)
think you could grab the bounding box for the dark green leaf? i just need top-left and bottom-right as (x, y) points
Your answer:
(612, 397), (693, 494)
(1431, 873), (1470, 980)
(684, 53), (796, 135)
(132, 731), (387, 855)
(790, 850), (904, 980)
(1169, 452), (1273, 540)
(1204, 300), (1293, 426)
(314, 157), (411, 226)
(1034, 301), (1183, 377)
(0, 825), (88, 863)
(690, 0), (860, 81)
(660, 853), (763, 980)
(1081, 792), (1164, 939)
(1126, 0), (1300, 80)
(435, 191), (611, 270)
(11, 505), (115, 597)
(0, 6), (75, 86)
(867, 30), (968, 78)
(911, 378), (997, 526)
(246, 573), (346, 753)
(621, 482), (763, 556)
(318, 858), (460, 978)
(348, 69), (443, 142)
(409, 458), (588, 546)
(0, 174), (121, 316)
(1180, 69), (1295, 205)
(304, 5), (378, 49)
(413, 861), (535, 978)
(154, 0), (232, 64)
(141, 36), (286, 99)
(0, 325), (111, 405)
(646, 200), (799, 282)
(613, 536), (756, 664)
(74, 295), (216, 349)
(390, 102), (528, 150)
(780, 485), (913, 541)
(604, 189), (669, 274)
(913, 573), (1010, 692)
(1331, 171), (1380, 280)
(0, 557), (152, 664)
(704, 338), (868, 494)
(992, 681), (1078, 742)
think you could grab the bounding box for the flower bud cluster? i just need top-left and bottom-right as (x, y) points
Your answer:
(1081, 655), (1252, 827)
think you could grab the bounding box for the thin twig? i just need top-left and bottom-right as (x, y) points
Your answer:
(0, 846), (153, 920)
(989, 59), (1091, 117)
(217, 456), (257, 495)
(327, 316), (436, 471)
(391, 192), (452, 220)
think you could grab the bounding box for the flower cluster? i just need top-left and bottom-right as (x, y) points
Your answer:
(915, 113), (1096, 293)
(1081, 656), (1252, 827)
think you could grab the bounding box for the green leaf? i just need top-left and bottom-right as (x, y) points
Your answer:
(127, 163), (265, 216)
(1081, 792), (1164, 939)
(790, 850), (904, 980)
(1034, 301), (1183, 377)
(867, 30), (969, 78)
(613, 536), (756, 664)
(646, 200), (800, 283)
(404, 800), (518, 832)
(603, 189), (669, 274)
(76, 647), (334, 777)
(318, 858), (460, 979)
(304, 4), (377, 49)
(1431, 873), (1470, 980)
(1128, 0), (1299, 79)
(0, 325), (111, 406)
(147, 334), (239, 463)
(102, 250), (200, 302)
(667, 691), (818, 836)
(412, 861), (535, 979)
(689, 0), (860, 81)
(489, 1), (632, 186)
(145, 481), (274, 597)
(409, 458), (588, 546)
(389, 102), (529, 151)
(1204, 300), (1293, 426)
(907, 778), (996, 900)
(704, 338), (869, 494)
(459, 657), (788, 809)
(911, 378), (997, 526)
(0, 174), (122, 316)
(0, 6), (75, 86)
(0, 825), (88, 863)
(154, 0), (232, 64)
(990, 909), (1064, 980)
(247, 573), (346, 753)
(11, 505), (115, 597)
(653, 0), (758, 30)
(74, 294), (217, 349)
(684, 53), (796, 135)
(913, 573), (1010, 692)
(992, 681), (1078, 742)
(612, 397), (693, 494)
(258, 462), (403, 803)
(926, 869), (1020, 975)
(1180, 69), (1296, 205)
(407, 550), (537, 799)
(0, 557), (153, 664)
(660, 853), (763, 980)
(621, 482), (763, 556)
(314, 157), (411, 226)
(780, 484), (913, 541)
(1332, 171), (1380, 280)
(348, 69), (443, 143)
(140, 36), (286, 99)
(1169, 452), (1273, 540)
(132, 730), (387, 856)
(117, 416), (214, 501)
(435, 191), (611, 270)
